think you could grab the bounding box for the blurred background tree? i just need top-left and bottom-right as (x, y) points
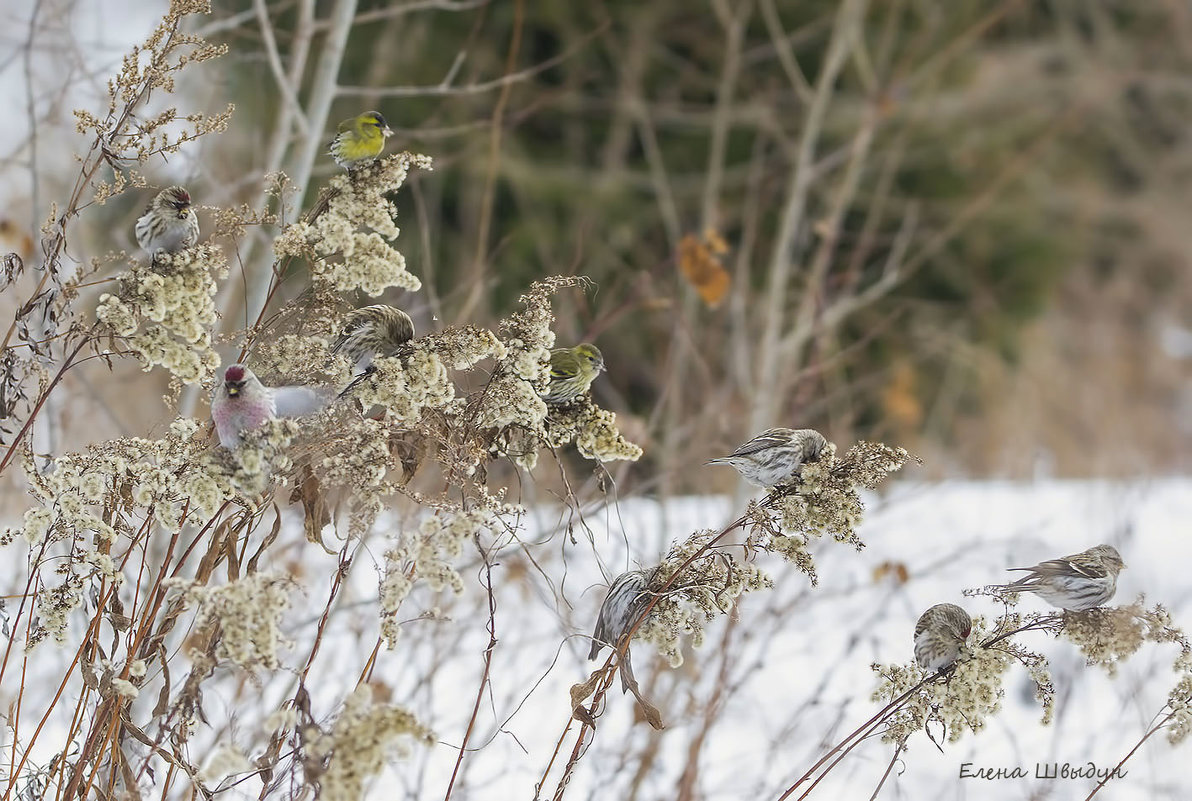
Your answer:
(4, 0), (1191, 498)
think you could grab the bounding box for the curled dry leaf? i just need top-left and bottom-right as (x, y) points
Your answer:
(677, 231), (731, 309)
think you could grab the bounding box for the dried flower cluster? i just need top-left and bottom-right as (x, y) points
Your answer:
(302, 686), (434, 801)
(96, 244), (228, 382)
(273, 154), (433, 295)
(180, 572), (295, 671)
(5, 414), (302, 651)
(545, 399), (644, 462)
(636, 531), (772, 668)
(475, 278), (641, 469)
(873, 616), (1025, 745)
(1061, 601), (1187, 676)
(379, 501), (510, 648)
(865, 597), (1192, 758)
(73, 0), (231, 202)
(738, 440), (911, 585)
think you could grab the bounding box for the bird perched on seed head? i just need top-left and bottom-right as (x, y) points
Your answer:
(706, 427), (828, 488)
(589, 568), (655, 694)
(989, 544), (1125, 611)
(330, 304), (415, 375)
(542, 343), (605, 405)
(914, 603), (972, 672)
(328, 111), (394, 169)
(135, 186), (199, 258)
(211, 365), (276, 449)
(211, 364), (333, 449)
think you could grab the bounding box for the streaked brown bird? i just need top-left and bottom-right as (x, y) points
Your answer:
(135, 186), (199, 257)
(588, 568), (656, 693)
(989, 544), (1125, 612)
(914, 603), (972, 672)
(706, 427), (828, 488)
(330, 304), (415, 374)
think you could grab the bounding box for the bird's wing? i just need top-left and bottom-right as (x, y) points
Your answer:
(1016, 556), (1108, 580)
(273, 386), (332, 418)
(330, 317), (368, 354)
(726, 428), (791, 458)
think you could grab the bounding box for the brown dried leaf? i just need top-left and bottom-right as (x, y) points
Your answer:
(872, 560), (910, 585)
(882, 361), (923, 428)
(570, 674), (601, 709)
(291, 465), (334, 554)
(677, 231), (731, 308)
(633, 697), (665, 730)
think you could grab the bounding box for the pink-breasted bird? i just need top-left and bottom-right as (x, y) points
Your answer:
(211, 364), (333, 448)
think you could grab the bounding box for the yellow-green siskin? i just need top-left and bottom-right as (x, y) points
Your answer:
(328, 111), (394, 169)
(542, 343), (605, 405)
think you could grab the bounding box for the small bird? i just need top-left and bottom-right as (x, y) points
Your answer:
(211, 364), (333, 448)
(135, 186), (199, 257)
(589, 568), (655, 694)
(542, 343), (605, 405)
(914, 603), (972, 672)
(588, 568), (655, 661)
(211, 365), (276, 449)
(328, 111), (394, 169)
(990, 544), (1125, 612)
(330, 305), (415, 374)
(706, 427), (828, 488)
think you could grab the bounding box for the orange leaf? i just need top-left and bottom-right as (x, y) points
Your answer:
(872, 560), (910, 585)
(677, 231), (731, 308)
(882, 361), (923, 428)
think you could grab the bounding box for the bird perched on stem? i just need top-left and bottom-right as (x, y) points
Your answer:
(706, 427), (828, 488)
(914, 603), (972, 672)
(542, 343), (605, 405)
(330, 304), (415, 375)
(211, 364), (332, 448)
(135, 186), (199, 258)
(589, 568), (655, 694)
(328, 111), (394, 169)
(989, 544), (1125, 611)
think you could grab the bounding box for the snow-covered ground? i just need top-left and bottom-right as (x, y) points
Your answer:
(5, 479), (1190, 800)
(398, 478), (1192, 801)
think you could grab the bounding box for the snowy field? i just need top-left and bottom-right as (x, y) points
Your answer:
(4, 478), (1190, 800)
(311, 478), (1192, 800)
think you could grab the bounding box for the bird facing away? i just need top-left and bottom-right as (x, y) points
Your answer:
(589, 568), (655, 694)
(706, 427), (829, 488)
(990, 544), (1125, 612)
(211, 364), (333, 449)
(914, 603), (972, 672)
(542, 343), (605, 405)
(328, 111), (394, 169)
(588, 568), (655, 661)
(330, 305), (415, 374)
(135, 186), (199, 257)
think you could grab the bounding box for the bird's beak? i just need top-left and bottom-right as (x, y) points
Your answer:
(226, 385), (239, 397)
(382, 126), (394, 137)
